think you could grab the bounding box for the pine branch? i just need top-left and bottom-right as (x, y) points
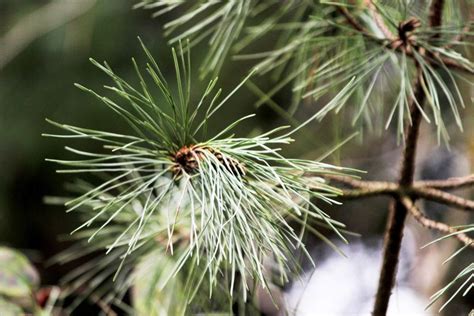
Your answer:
(417, 175), (474, 190)
(411, 187), (474, 212)
(338, 1), (473, 75)
(324, 175), (474, 212)
(337, 6), (368, 34)
(373, 64), (426, 316)
(46, 41), (354, 312)
(325, 174), (474, 191)
(322, 174), (390, 189)
(373, 1), (444, 314)
(400, 197), (474, 248)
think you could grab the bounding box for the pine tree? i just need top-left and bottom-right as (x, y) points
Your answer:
(40, 0), (474, 315)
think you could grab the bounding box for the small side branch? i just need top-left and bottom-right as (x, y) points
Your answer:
(339, 187), (395, 199)
(416, 175), (474, 190)
(325, 174), (474, 191)
(337, 6), (368, 33)
(324, 175), (474, 211)
(410, 187), (474, 212)
(400, 197), (474, 248)
(323, 174), (395, 190)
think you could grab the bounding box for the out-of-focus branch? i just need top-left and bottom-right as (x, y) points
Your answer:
(339, 187), (395, 199)
(0, 0), (97, 69)
(337, 6), (368, 33)
(401, 197), (474, 248)
(322, 174), (393, 189)
(416, 175), (474, 190)
(325, 174), (474, 191)
(411, 187), (474, 211)
(324, 174), (474, 211)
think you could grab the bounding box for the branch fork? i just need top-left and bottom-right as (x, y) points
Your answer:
(333, 1), (473, 314)
(323, 174), (474, 247)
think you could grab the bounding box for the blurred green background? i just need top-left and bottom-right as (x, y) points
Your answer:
(0, 0), (472, 314)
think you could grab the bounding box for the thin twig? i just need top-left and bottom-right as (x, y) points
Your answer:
(325, 174), (474, 191)
(410, 187), (474, 212)
(339, 186), (474, 212)
(416, 175), (474, 190)
(337, 6), (368, 33)
(324, 175), (474, 211)
(339, 188), (395, 199)
(323, 174), (390, 189)
(400, 197), (474, 248)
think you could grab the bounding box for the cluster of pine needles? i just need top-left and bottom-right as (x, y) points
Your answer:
(45, 39), (354, 313)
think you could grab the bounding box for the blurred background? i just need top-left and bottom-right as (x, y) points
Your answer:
(0, 0), (472, 314)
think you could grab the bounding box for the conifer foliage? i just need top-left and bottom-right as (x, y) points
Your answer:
(43, 0), (473, 314)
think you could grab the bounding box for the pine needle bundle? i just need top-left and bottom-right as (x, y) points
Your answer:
(45, 40), (352, 312)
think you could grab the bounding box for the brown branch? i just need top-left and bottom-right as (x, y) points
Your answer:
(325, 175), (474, 191)
(323, 175), (474, 211)
(339, 187), (395, 199)
(428, 0), (445, 33)
(410, 187), (474, 211)
(337, 6), (368, 33)
(322, 174), (389, 189)
(373, 66), (426, 316)
(325, 174), (474, 192)
(416, 175), (474, 190)
(400, 197), (474, 248)
(338, 186), (474, 213)
(436, 55), (473, 73)
(373, 2), (444, 314)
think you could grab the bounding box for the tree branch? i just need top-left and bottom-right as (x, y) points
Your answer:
(373, 1), (444, 314)
(323, 174), (392, 189)
(373, 67), (426, 316)
(337, 6), (368, 34)
(339, 187), (395, 199)
(324, 175), (474, 211)
(416, 175), (474, 190)
(410, 187), (474, 211)
(400, 197), (474, 248)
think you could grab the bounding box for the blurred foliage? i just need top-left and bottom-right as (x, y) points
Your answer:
(0, 246), (39, 298)
(0, 246), (59, 315)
